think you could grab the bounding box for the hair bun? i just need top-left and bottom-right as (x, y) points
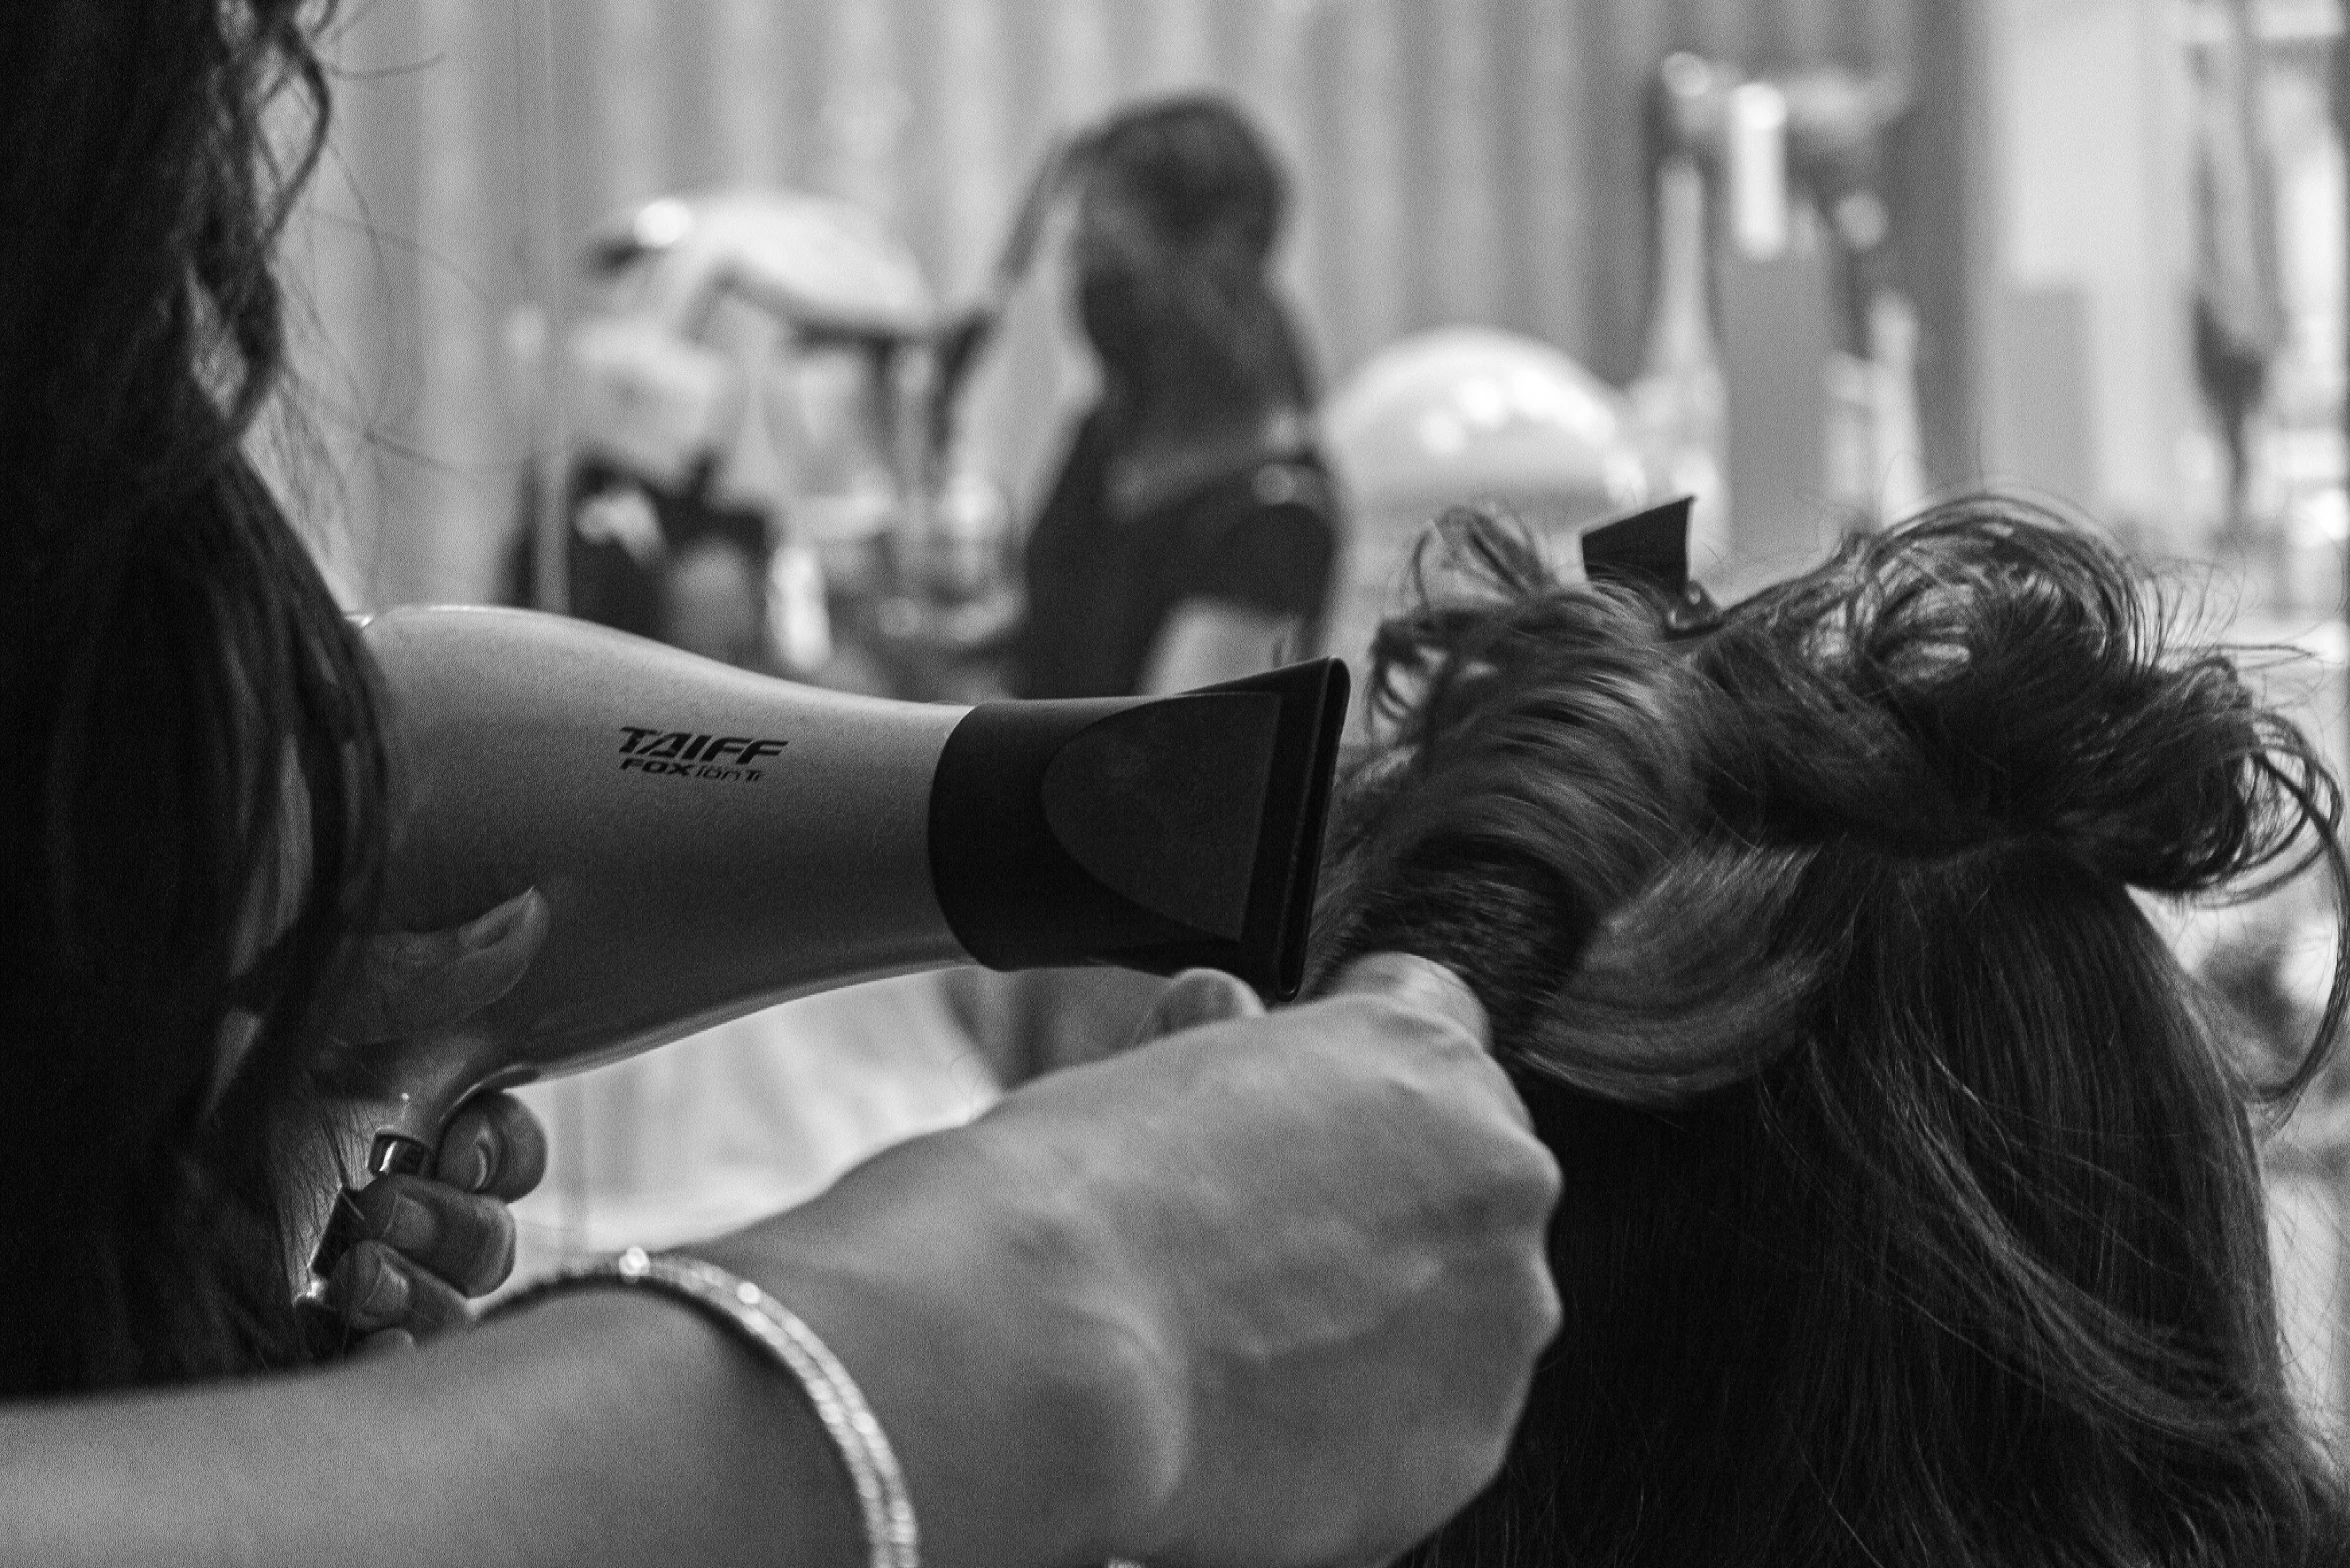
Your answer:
(1703, 502), (2338, 895)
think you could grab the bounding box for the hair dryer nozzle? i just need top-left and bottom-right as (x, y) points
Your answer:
(930, 659), (1349, 1000)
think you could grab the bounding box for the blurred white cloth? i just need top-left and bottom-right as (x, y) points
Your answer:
(2266, 1165), (2349, 1459)
(509, 972), (1000, 1279)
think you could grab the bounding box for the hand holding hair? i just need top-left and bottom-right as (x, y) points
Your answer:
(616, 958), (1550, 1568)
(0, 966), (1557, 1568)
(1131, 956), (1486, 1051)
(841, 951), (1550, 1568)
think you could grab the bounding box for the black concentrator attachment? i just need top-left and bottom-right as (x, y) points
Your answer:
(930, 658), (1350, 1001)
(1579, 495), (1723, 637)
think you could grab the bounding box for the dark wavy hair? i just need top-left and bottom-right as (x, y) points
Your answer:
(1071, 93), (1317, 422)
(1312, 501), (2350, 1566)
(0, 1), (387, 1393)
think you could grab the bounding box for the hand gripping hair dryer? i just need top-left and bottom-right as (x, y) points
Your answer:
(311, 607), (1347, 1276)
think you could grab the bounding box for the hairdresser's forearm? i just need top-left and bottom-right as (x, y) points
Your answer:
(699, 1125), (1164, 1568)
(0, 1132), (1144, 1568)
(0, 1286), (862, 1568)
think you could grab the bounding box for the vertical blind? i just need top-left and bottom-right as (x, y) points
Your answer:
(282, 0), (1914, 606)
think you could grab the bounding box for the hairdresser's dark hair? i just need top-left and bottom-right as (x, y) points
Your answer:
(1313, 501), (2350, 1566)
(1072, 94), (1316, 421)
(0, 1), (385, 1393)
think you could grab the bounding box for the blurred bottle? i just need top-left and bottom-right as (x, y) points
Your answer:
(766, 539), (834, 674)
(1822, 344), (1874, 521)
(1868, 290), (1927, 524)
(1726, 82), (1792, 263)
(1629, 154), (1732, 568)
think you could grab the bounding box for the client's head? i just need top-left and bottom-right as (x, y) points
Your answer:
(1310, 499), (2349, 1567)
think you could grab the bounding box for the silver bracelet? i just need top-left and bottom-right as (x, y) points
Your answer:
(496, 1246), (919, 1568)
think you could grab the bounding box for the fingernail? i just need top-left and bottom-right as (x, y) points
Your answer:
(452, 1129), (497, 1192)
(360, 1257), (411, 1321)
(383, 1192), (440, 1253)
(460, 890), (534, 953)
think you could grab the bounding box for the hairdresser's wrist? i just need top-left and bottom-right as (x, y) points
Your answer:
(700, 1122), (1174, 1568)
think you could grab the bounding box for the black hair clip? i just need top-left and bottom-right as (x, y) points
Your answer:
(1579, 496), (1724, 638)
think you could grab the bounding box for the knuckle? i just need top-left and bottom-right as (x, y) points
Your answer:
(1474, 1244), (1562, 1348)
(1500, 1130), (1563, 1211)
(1526, 1267), (1564, 1347)
(1435, 1138), (1558, 1257)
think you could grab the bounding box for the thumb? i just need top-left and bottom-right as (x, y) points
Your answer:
(1328, 955), (1523, 1134)
(1327, 953), (1489, 1051)
(1128, 968), (1266, 1048)
(333, 887), (549, 1044)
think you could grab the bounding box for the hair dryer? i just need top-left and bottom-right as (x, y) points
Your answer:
(310, 607), (1345, 1275)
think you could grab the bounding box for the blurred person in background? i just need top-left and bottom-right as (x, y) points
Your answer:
(1012, 93), (1338, 703)
(963, 95), (1344, 1079)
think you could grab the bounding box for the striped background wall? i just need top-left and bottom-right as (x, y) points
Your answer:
(281, 0), (1918, 606)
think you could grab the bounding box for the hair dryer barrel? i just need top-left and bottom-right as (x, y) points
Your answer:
(347, 607), (1348, 1145)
